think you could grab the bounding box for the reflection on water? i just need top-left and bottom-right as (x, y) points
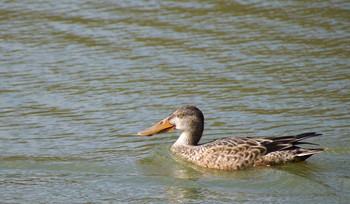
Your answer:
(1, 0), (349, 203)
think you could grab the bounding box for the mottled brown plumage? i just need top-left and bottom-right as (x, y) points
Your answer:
(138, 106), (324, 170)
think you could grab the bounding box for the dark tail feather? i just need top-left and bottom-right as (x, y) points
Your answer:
(272, 132), (322, 143)
(265, 132), (323, 153)
(296, 148), (325, 161)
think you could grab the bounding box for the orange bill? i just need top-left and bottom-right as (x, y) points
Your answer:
(137, 117), (175, 136)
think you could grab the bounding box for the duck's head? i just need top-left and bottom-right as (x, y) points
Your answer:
(137, 106), (204, 145)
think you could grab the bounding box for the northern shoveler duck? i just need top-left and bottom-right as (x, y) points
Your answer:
(137, 105), (324, 170)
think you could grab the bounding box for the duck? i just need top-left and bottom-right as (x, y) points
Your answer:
(137, 105), (324, 170)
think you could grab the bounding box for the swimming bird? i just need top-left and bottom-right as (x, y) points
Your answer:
(137, 105), (324, 170)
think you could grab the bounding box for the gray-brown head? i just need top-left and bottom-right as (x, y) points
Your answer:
(137, 106), (204, 145)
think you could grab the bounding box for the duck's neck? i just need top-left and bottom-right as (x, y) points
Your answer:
(173, 129), (203, 146)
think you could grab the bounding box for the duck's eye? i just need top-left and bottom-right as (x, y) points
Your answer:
(177, 113), (184, 118)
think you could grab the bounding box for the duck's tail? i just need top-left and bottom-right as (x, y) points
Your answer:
(261, 132), (324, 165)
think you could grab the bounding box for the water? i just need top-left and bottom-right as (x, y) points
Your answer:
(1, 0), (349, 203)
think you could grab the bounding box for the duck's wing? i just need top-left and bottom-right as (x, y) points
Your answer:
(259, 132), (324, 153)
(195, 132), (324, 170)
(196, 137), (268, 170)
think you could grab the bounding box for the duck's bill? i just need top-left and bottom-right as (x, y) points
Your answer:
(137, 117), (175, 136)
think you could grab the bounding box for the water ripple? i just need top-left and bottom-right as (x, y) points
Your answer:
(1, 0), (349, 203)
